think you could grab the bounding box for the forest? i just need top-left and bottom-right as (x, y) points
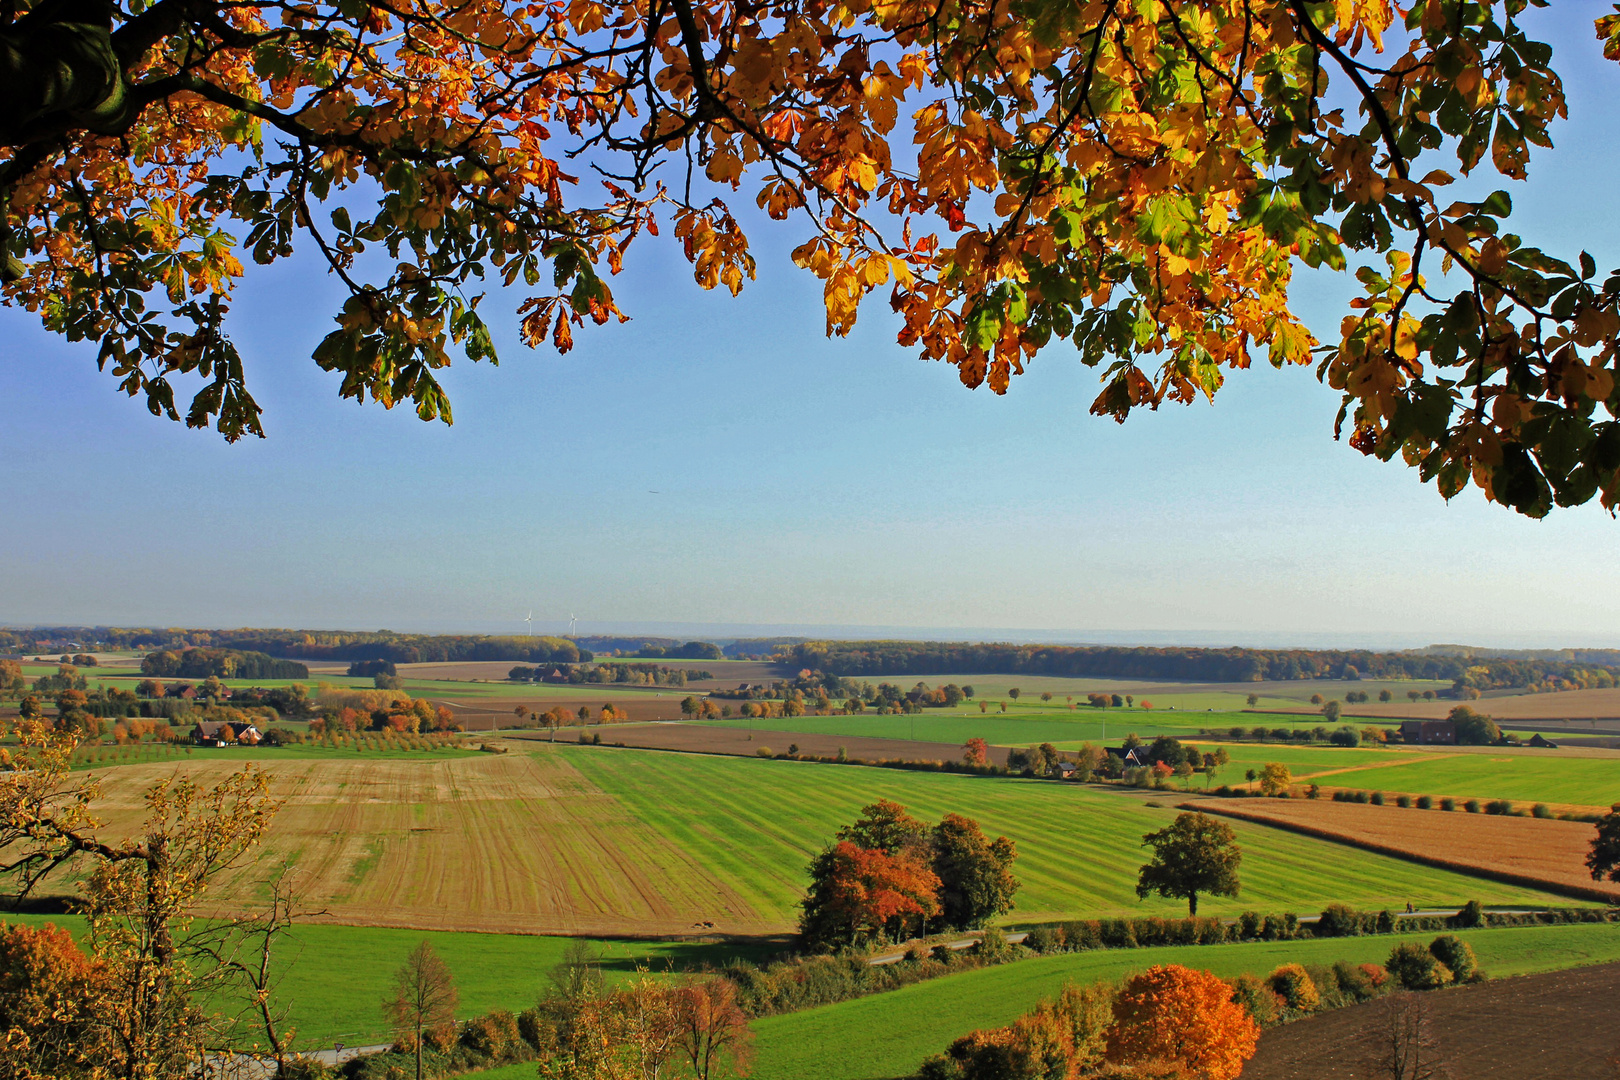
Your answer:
(775, 642), (1620, 693)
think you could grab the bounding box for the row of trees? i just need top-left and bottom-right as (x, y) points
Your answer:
(381, 941), (751, 1080)
(776, 642), (1620, 691)
(141, 649), (309, 680)
(799, 801), (1019, 950)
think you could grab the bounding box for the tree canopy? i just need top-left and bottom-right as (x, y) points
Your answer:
(1136, 811), (1242, 916)
(3, 1), (1619, 514)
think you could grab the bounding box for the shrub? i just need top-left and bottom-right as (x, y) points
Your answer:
(1484, 799), (1513, 815)
(1268, 964), (1320, 1013)
(1416, 795), (1433, 809)
(1386, 942), (1454, 990)
(1532, 803), (1554, 818)
(1450, 900), (1484, 929)
(1023, 926), (1059, 954)
(1106, 965), (1260, 1079)
(460, 1010), (522, 1062)
(1440, 797), (1456, 811)
(1369, 791), (1385, 806)
(1329, 960), (1380, 1002)
(1464, 799), (1481, 813)
(516, 1008), (547, 1051)
(756, 746), (774, 757)
(279, 1060), (334, 1080)
(1375, 910), (1396, 934)
(1395, 794), (1412, 808)
(974, 927), (1012, 961)
(1226, 973), (1280, 1026)
(1315, 903), (1361, 938)
(1237, 911), (1261, 940)
(1429, 935), (1481, 983)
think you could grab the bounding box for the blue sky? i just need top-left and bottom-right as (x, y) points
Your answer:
(2, 12), (1617, 647)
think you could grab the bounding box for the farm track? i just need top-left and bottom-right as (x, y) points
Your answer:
(1186, 797), (1620, 905)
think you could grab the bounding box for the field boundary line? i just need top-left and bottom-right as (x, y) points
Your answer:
(1183, 801), (1620, 906)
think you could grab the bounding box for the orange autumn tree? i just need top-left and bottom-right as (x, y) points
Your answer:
(798, 839), (941, 948)
(1105, 964), (1260, 1080)
(3, 1), (1619, 514)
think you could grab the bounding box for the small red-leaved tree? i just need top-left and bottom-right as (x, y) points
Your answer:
(961, 738), (989, 768)
(1105, 964), (1259, 1080)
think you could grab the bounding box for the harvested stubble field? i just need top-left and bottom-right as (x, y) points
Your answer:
(45, 744), (1570, 937)
(1242, 960), (1620, 1080)
(1188, 796), (1620, 904)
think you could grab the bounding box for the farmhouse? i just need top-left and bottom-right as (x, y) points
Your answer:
(1528, 732), (1560, 748)
(191, 720), (262, 746)
(1400, 720), (1456, 745)
(1106, 746), (1148, 767)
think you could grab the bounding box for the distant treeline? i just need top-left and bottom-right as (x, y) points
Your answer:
(775, 641), (1620, 691)
(140, 648), (308, 680)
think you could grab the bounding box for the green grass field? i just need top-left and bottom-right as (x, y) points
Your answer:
(696, 708), (1372, 750)
(0, 914), (773, 1049)
(1307, 751), (1620, 808)
(561, 746), (1569, 926)
(749, 922), (1620, 1080)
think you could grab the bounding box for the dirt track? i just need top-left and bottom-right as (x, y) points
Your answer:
(1242, 962), (1620, 1078)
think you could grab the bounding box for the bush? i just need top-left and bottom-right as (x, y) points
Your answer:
(1369, 791), (1385, 806)
(516, 1008), (547, 1051)
(1238, 911), (1261, 940)
(1429, 935), (1481, 983)
(460, 1010), (522, 1062)
(1023, 926), (1059, 954)
(974, 926), (1012, 961)
(1227, 972), (1280, 1026)
(1268, 964), (1320, 1013)
(1532, 803), (1554, 818)
(1484, 799), (1513, 815)
(1395, 794), (1412, 808)
(1386, 942), (1454, 990)
(1416, 795), (1433, 809)
(278, 1060), (335, 1080)
(1329, 960), (1381, 1002)
(1315, 903), (1361, 938)
(1440, 797), (1456, 811)
(756, 746), (774, 757)
(1450, 900), (1484, 929)
(1376, 910), (1396, 934)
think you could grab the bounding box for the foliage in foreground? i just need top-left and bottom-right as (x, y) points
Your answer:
(5, 1), (1620, 515)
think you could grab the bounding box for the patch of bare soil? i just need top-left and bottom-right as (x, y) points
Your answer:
(1189, 798), (1619, 904)
(505, 722), (1014, 766)
(1241, 962), (1620, 1079)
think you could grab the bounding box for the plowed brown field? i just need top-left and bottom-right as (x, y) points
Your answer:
(1188, 797), (1619, 904)
(73, 753), (771, 936)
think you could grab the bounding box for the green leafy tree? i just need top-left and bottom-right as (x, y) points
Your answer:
(1135, 813), (1242, 916)
(1587, 804), (1620, 884)
(1448, 706), (1502, 745)
(931, 813), (1019, 930)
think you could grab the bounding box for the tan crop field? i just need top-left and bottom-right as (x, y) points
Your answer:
(1190, 797), (1619, 904)
(73, 752), (770, 937)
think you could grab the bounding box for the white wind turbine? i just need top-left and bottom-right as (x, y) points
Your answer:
(569, 614), (578, 637)
(523, 611), (533, 637)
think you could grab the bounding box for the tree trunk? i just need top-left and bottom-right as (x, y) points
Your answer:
(415, 1019), (423, 1080)
(1188, 893), (1198, 917)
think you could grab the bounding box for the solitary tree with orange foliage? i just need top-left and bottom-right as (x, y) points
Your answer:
(961, 738), (989, 768)
(1105, 965), (1260, 1080)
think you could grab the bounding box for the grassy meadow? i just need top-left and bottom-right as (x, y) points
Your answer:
(1306, 750), (1620, 808)
(748, 921), (1620, 1080)
(0, 914), (773, 1048)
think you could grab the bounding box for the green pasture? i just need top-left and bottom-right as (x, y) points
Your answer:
(1309, 750), (1620, 808)
(749, 921), (1620, 1080)
(696, 709), (1397, 750)
(559, 746), (1569, 927)
(0, 914), (774, 1049)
